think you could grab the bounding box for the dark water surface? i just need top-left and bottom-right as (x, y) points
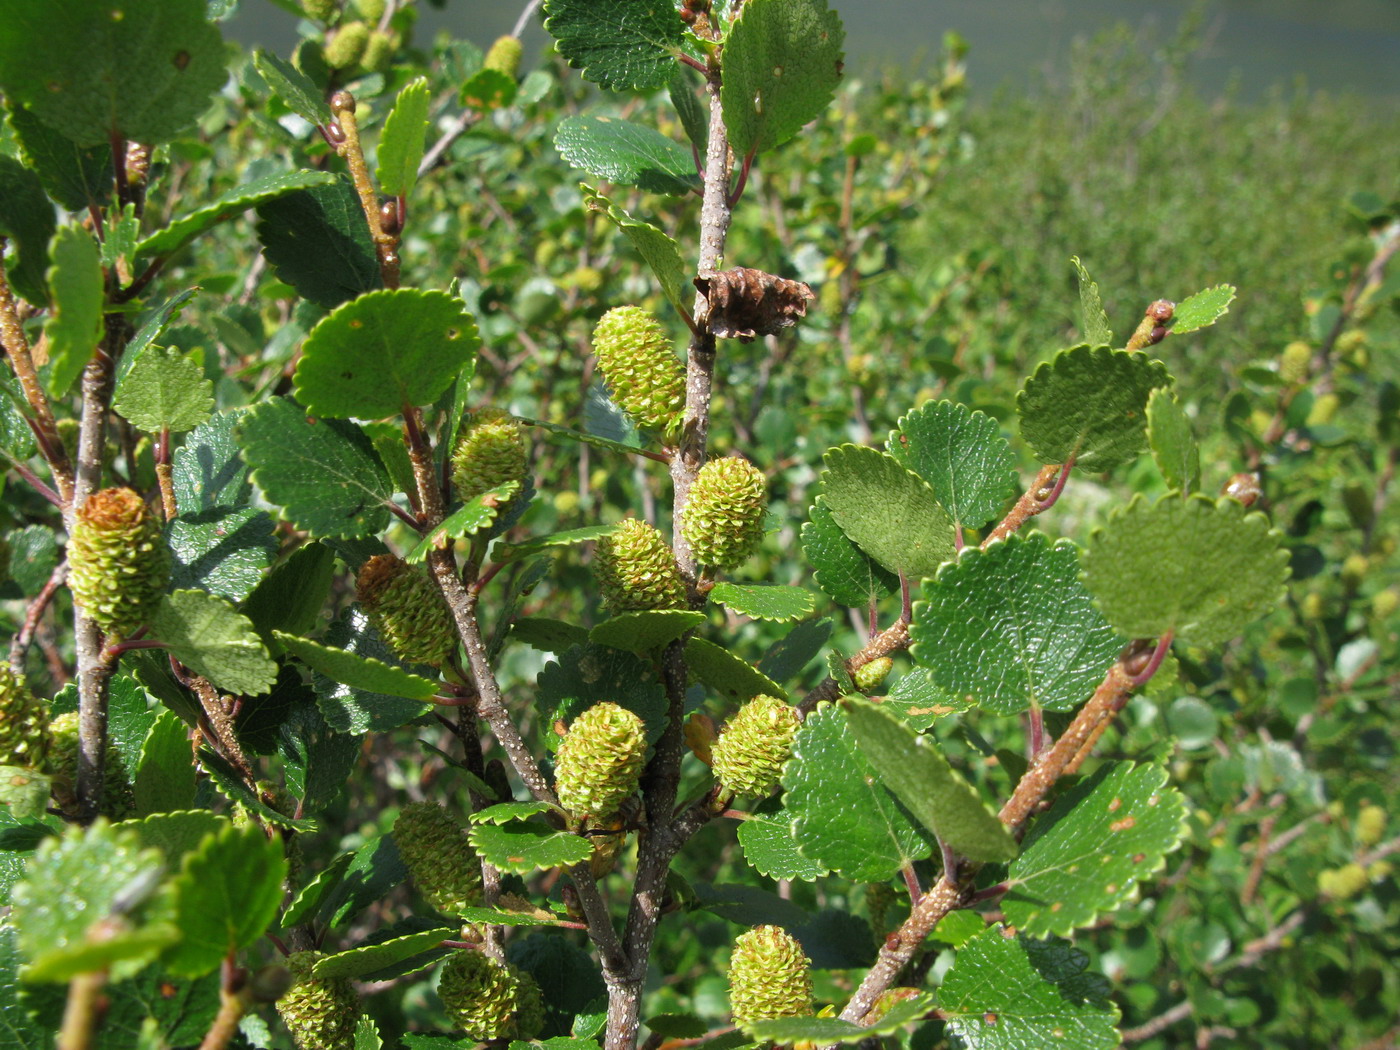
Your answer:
(226, 0), (1400, 103)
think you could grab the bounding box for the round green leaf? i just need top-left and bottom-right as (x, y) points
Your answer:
(294, 289), (480, 419)
(801, 498), (899, 609)
(1081, 493), (1289, 647)
(556, 117), (700, 195)
(543, 0), (687, 92)
(1146, 388), (1200, 493)
(1016, 345), (1172, 471)
(720, 0), (846, 156)
(1003, 761), (1187, 938)
(151, 590), (278, 696)
(910, 533), (1124, 715)
(709, 583), (817, 623)
(737, 812), (829, 881)
(467, 820), (592, 874)
(886, 399), (1017, 531)
(0, 0), (227, 147)
(113, 345), (215, 434)
(783, 703), (935, 882)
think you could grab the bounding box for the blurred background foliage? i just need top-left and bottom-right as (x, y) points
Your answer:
(2, 2), (1396, 1047)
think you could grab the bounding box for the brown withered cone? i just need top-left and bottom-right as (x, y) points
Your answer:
(695, 268), (815, 342)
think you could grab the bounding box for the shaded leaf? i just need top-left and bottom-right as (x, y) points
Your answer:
(6, 103), (113, 211)
(200, 747), (315, 831)
(252, 49), (333, 126)
(1146, 388), (1199, 493)
(757, 617), (833, 683)
(282, 851), (355, 928)
(510, 617), (590, 654)
(537, 644), (668, 749)
(240, 542), (337, 652)
(0, 155), (55, 305)
(255, 175), (382, 308)
(801, 498), (899, 609)
(589, 610), (704, 652)
(166, 507), (277, 602)
(309, 608), (435, 733)
(544, 0), (687, 91)
(138, 169), (338, 259)
(684, 637), (786, 702)
(172, 408), (253, 514)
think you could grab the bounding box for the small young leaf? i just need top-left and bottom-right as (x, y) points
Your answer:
(710, 583), (817, 623)
(1146, 388), (1200, 493)
(684, 637), (786, 702)
(801, 499), (899, 608)
(43, 225), (104, 397)
(255, 175), (382, 308)
(1082, 493), (1289, 647)
(845, 698), (1017, 863)
(275, 630), (440, 702)
(320, 835), (406, 929)
(253, 49), (334, 126)
(544, 0), (688, 91)
(467, 820), (593, 874)
(783, 703), (935, 882)
(6, 103), (114, 211)
(0, 0), (226, 147)
(910, 533), (1123, 716)
(172, 408), (253, 514)
(1169, 285), (1236, 335)
(556, 117), (699, 196)
(737, 812), (829, 881)
(1071, 256), (1113, 348)
(0, 155), (55, 305)
(11, 821), (176, 983)
(133, 709), (195, 817)
(163, 823), (288, 977)
(114, 345), (215, 434)
(721, 0), (845, 156)
(583, 184), (692, 322)
(151, 590), (279, 696)
(377, 77), (431, 197)
(886, 400), (1017, 531)
(310, 609), (436, 734)
(746, 993), (934, 1044)
(240, 397), (394, 539)
(312, 928), (455, 980)
(1017, 345), (1172, 471)
(403, 483), (518, 563)
(294, 288), (480, 420)
(939, 928), (1120, 1050)
(589, 610), (705, 652)
(819, 445), (955, 578)
(1003, 762), (1187, 937)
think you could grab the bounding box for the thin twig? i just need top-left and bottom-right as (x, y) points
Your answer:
(10, 561), (68, 668)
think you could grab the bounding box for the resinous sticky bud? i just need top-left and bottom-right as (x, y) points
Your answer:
(590, 307), (685, 434)
(437, 950), (545, 1041)
(356, 554), (457, 668)
(682, 456), (768, 571)
(727, 925), (814, 1025)
(393, 801), (483, 916)
(553, 701), (646, 821)
(710, 694), (799, 798)
(66, 487), (169, 641)
(593, 519), (687, 613)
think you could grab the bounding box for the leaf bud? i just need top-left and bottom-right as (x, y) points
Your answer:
(590, 307), (685, 434)
(1222, 472), (1262, 508)
(361, 29), (394, 73)
(0, 663), (49, 770)
(1356, 804), (1385, 847)
(66, 487), (169, 641)
(379, 198), (401, 235)
(325, 22), (369, 70)
(393, 801), (483, 916)
(483, 35), (523, 79)
(1317, 863), (1369, 901)
(710, 694), (799, 798)
(438, 950), (545, 1041)
(46, 711), (133, 820)
(277, 951), (360, 1050)
(1279, 341), (1312, 385)
(356, 554), (457, 668)
(451, 407), (529, 504)
(727, 925), (814, 1026)
(593, 519), (687, 613)
(554, 702), (646, 821)
(853, 656), (893, 693)
(682, 456), (768, 571)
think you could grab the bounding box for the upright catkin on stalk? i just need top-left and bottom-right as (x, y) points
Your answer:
(66, 487), (169, 641)
(356, 554), (457, 667)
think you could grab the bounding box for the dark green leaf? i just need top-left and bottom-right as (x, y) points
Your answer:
(1004, 762), (1186, 937)
(1082, 493), (1289, 647)
(668, 68), (708, 154)
(151, 590), (278, 696)
(255, 175), (382, 308)
(282, 851), (355, 928)
(200, 747), (316, 831)
(557, 117), (699, 195)
(172, 408), (253, 514)
(684, 637), (786, 702)
(757, 617), (833, 683)
(467, 820), (592, 874)
(309, 609), (435, 733)
(0, 925), (50, 1048)
(294, 288), (480, 419)
(277, 700), (360, 813)
(1016, 345), (1172, 471)
(6, 103), (114, 211)
(313, 927), (455, 980)
(133, 709), (195, 817)
(589, 610), (704, 652)
(240, 542), (337, 652)
(0, 0), (226, 146)
(276, 630), (440, 702)
(166, 507), (277, 602)
(240, 397), (394, 538)
(0, 154), (55, 305)
(690, 882), (807, 928)
(910, 533), (1123, 715)
(783, 703), (935, 881)
(845, 698), (1017, 862)
(746, 993), (933, 1044)
(252, 49), (333, 126)
(939, 928), (1120, 1049)
(519, 417), (654, 460)
(720, 0), (845, 156)
(710, 583), (817, 623)
(508, 932), (608, 1039)
(42, 225), (103, 397)
(819, 444), (955, 578)
(5, 526), (58, 596)
(736, 812), (828, 881)
(886, 400), (1017, 531)
(377, 77), (431, 197)
(164, 823), (288, 976)
(544, 0), (687, 91)
(510, 617), (591, 654)
(537, 644), (668, 749)
(320, 835), (406, 929)
(583, 185), (693, 325)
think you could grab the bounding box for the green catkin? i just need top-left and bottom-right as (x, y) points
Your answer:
(437, 950), (545, 1041)
(355, 554), (457, 668)
(0, 664), (49, 769)
(482, 35), (523, 79)
(590, 306), (686, 433)
(682, 456), (768, 570)
(46, 711), (133, 820)
(710, 694), (799, 798)
(451, 407), (529, 503)
(554, 702), (646, 821)
(727, 925), (814, 1025)
(276, 951), (359, 1050)
(393, 801), (483, 916)
(324, 21), (369, 68)
(593, 519), (687, 613)
(66, 487), (169, 641)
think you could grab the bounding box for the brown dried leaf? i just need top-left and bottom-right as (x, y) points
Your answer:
(695, 267), (815, 342)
